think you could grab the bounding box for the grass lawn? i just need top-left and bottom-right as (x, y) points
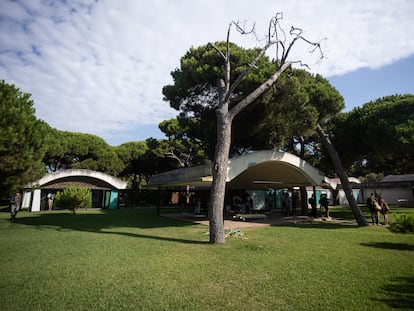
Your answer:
(0, 206), (413, 310)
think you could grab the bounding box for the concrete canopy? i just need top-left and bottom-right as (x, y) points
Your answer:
(24, 169), (128, 212)
(27, 169), (128, 190)
(148, 150), (327, 190)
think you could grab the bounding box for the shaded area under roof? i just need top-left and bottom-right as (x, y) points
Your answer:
(148, 150), (328, 190)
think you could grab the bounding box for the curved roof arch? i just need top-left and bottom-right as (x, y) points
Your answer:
(27, 169), (128, 190)
(227, 150), (326, 189)
(148, 150), (327, 189)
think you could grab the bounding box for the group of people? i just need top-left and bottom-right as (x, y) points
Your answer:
(366, 192), (389, 225)
(281, 191), (302, 215)
(231, 191), (253, 214)
(9, 191), (56, 220)
(308, 193), (329, 218)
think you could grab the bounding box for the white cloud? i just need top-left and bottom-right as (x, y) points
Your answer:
(1, 0), (414, 145)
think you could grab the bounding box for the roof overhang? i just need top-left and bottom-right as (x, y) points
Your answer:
(26, 169), (128, 190)
(148, 150), (327, 190)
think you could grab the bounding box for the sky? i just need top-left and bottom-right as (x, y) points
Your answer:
(1, 0), (414, 146)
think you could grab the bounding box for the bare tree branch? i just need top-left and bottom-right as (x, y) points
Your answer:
(165, 151), (185, 167)
(224, 12), (325, 105)
(233, 20), (256, 35)
(284, 26), (325, 65)
(225, 24), (231, 94)
(268, 12), (285, 59)
(290, 60), (311, 70)
(229, 61), (291, 119)
(165, 149), (194, 168)
(224, 39), (282, 103)
(208, 42), (226, 61)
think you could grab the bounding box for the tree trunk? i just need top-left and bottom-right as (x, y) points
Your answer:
(300, 187), (308, 214)
(298, 137), (308, 214)
(207, 62), (291, 244)
(316, 124), (368, 226)
(209, 108), (232, 243)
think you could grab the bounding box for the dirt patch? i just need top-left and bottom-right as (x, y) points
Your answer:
(162, 212), (320, 229)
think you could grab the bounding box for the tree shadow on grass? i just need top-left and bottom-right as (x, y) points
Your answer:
(274, 221), (359, 230)
(376, 276), (414, 310)
(360, 242), (414, 251)
(98, 230), (208, 244)
(14, 209), (209, 245)
(0, 206), (10, 213)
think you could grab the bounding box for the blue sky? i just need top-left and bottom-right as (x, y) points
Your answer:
(1, 0), (413, 146)
(329, 55), (414, 112)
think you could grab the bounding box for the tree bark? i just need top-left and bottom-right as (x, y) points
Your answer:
(298, 136), (308, 214)
(316, 124), (368, 226)
(209, 108), (232, 243)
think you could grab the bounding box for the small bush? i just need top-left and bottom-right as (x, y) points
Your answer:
(54, 186), (92, 213)
(389, 214), (414, 233)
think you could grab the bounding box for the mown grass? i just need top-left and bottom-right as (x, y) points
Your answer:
(0, 207), (413, 310)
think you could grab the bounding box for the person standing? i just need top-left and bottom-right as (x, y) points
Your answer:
(281, 192), (287, 215)
(366, 192), (379, 225)
(308, 194), (317, 217)
(319, 194), (329, 218)
(47, 192), (54, 211)
(10, 192), (20, 220)
(285, 192), (292, 215)
(378, 195), (390, 225)
(292, 191), (298, 215)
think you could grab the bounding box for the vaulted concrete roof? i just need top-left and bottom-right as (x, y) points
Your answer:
(27, 169), (128, 190)
(148, 150), (328, 190)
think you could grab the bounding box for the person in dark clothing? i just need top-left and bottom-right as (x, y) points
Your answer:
(292, 191), (298, 215)
(319, 194), (329, 218)
(308, 194), (317, 217)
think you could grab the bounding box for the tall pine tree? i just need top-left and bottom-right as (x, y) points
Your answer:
(0, 80), (48, 198)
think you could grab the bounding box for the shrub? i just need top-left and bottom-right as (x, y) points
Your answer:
(54, 186), (92, 213)
(389, 214), (414, 233)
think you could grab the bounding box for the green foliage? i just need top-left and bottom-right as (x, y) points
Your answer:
(115, 141), (148, 164)
(389, 214), (414, 233)
(359, 172), (384, 183)
(43, 130), (124, 175)
(163, 44), (344, 159)
(114, 139), (180, 188)
(163, 42), (276, 159)
(331, 94), (414, 175)
(114, 141), (150, 188)
(163, 42), (274, 111)
(142, 138), (183, 176)
(256, 70), (344, 155)
(0, 80), (48, 198)
(54, 186), (92, 213)
(158, 118), (208, 167)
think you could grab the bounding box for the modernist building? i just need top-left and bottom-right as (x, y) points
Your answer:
(23, 169), (128, 212)
(148, 150), (332, 211)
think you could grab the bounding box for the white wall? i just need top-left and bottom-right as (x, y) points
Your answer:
(360, 188), (413, 205)
(22, 191), (32, 209)
(31, 190), (41, 212)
